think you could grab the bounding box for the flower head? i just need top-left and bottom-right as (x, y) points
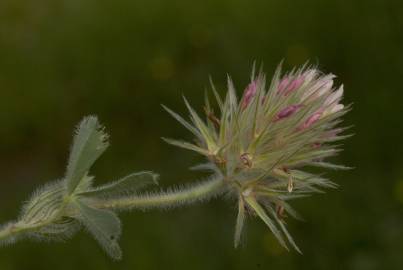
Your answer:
(163, 63), (351, 252)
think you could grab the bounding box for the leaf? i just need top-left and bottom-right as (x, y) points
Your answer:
(66, 116), (109, 194)
(74, 175), (95, 193)
(78, 171), (159, 199)
(75, 200), (122, 260)
(244, 196), (288, 250)
(234, 197), (246, 248)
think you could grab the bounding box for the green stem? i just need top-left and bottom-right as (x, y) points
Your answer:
(0, 202), (69, 243)
(92, 176), (225, 210)
(0, 221), (46, 242)
(0, 223), (14, 241)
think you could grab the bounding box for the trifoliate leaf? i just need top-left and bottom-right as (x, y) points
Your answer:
(75, 200), (122, 260)
(78, 171), (159, 199)
(65, 116), (109, 194)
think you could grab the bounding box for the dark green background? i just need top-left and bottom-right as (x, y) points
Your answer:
(0, 0), (402, 269)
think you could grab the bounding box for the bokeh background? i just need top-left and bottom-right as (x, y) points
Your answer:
(0, 0), (402, 269)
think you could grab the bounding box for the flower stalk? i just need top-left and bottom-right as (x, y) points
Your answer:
(91, 176), (225, 210)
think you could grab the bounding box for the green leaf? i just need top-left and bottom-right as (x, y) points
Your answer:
(65, 116), (109, 194)
(74, 175), (95, 193)
(75, 200), (122, 260)
(234, 197), (246, 248)
(245, 196), (288, 250)
(78, 171), (159, 199)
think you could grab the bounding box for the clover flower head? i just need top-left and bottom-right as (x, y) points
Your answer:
(164, 63), (351, 251)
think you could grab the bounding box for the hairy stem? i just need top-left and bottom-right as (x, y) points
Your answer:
(0, 223), (15, 242)
(92, 176), (225, 210)
(0, 221), (46, 243)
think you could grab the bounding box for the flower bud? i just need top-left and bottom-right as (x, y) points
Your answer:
(283, 76), (304, 96)
(274, 104), (303, 121)
(278, 75), (305, 96)
(242, 80), (257, 109)
(277, 76), (290, 94)
(298, 111), (322, 130)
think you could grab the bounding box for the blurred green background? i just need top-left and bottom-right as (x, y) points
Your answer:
(0, 0), (402, 269)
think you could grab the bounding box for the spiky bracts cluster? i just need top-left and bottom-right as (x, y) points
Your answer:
(164, 64), (351, 251)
